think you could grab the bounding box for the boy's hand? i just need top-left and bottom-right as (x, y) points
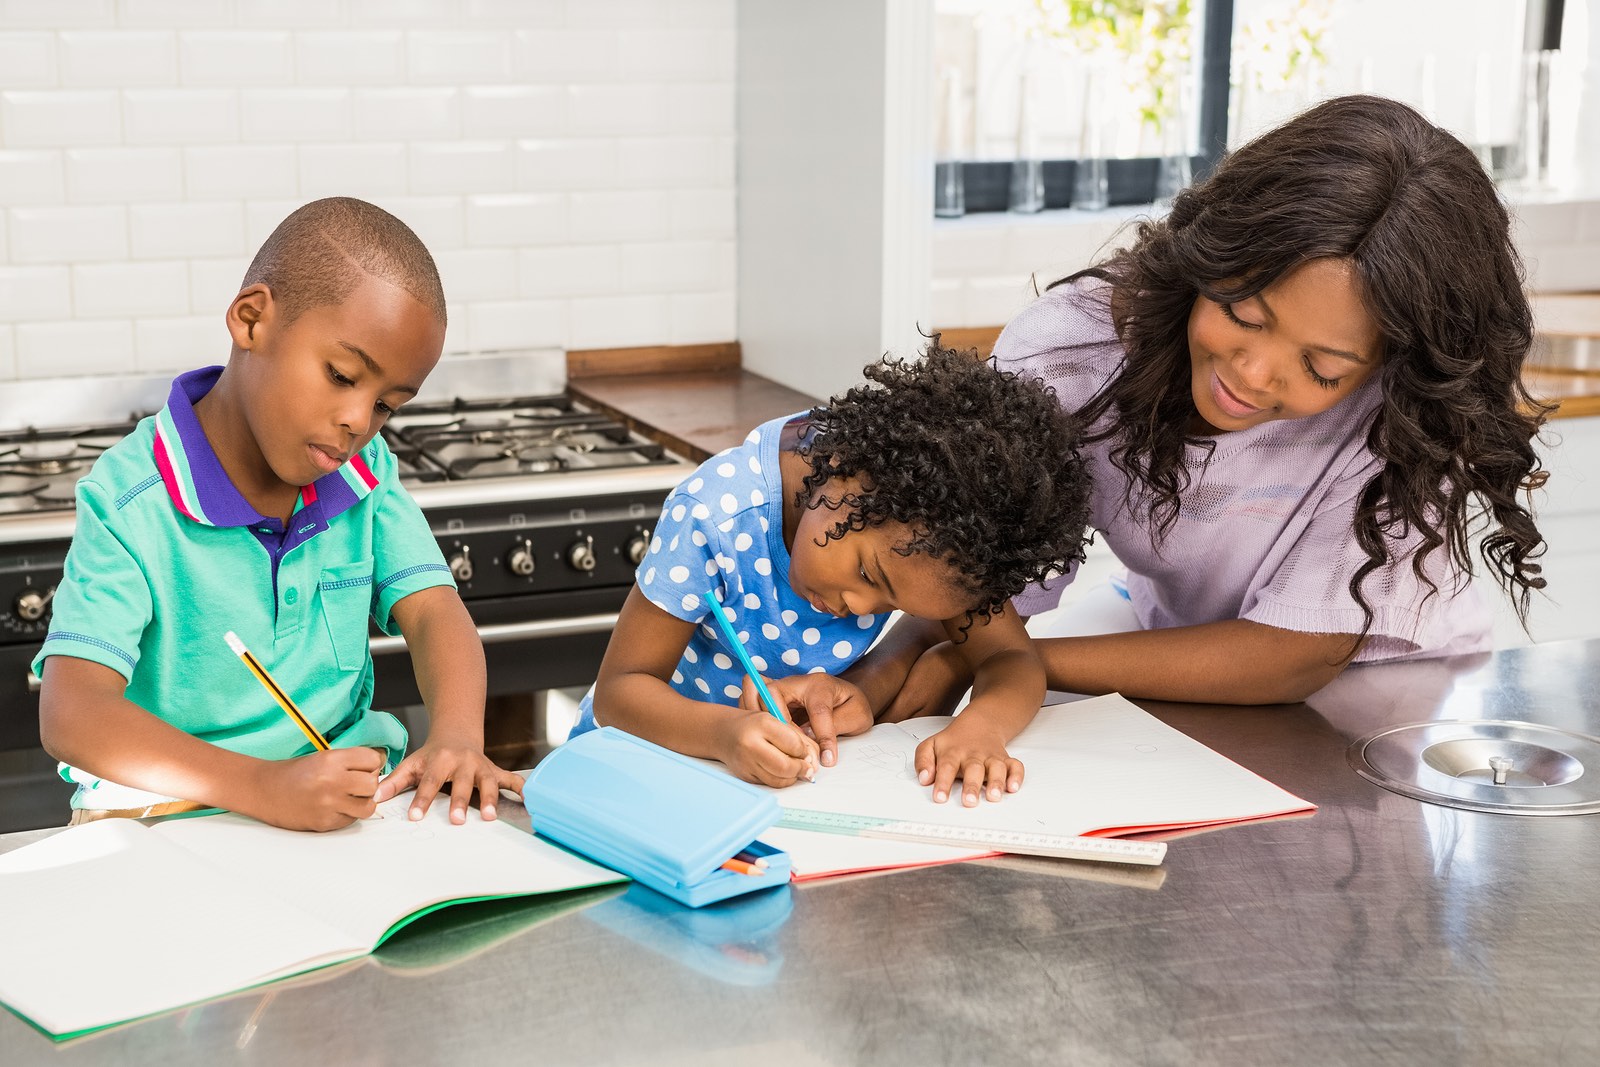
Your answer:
(713, 708), (820, 787)
(914, 717), (1025, 807)
(255, 747), (387, 832)
(376, 741), (525, 825)
(738, 673), (872, 768)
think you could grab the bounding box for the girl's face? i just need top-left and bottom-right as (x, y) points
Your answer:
(1186, 257), (1383, 434)
(788, 503), (974, 623)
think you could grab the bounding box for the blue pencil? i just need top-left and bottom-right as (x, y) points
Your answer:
(701, 591), (814, 781)
(700, 590), (787, 724)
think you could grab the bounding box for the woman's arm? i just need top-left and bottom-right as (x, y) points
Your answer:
(594, 587), (817, 786)
(884, 617), (1363, 716)
(1034, 620), (1362, 704)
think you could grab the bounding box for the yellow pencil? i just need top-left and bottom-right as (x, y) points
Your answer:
(224, 630), (329, 751)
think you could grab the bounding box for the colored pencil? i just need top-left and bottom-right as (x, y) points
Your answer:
(700, 590), (815, 782)
(720, 857), (762, 876)
(224, 631), (330, 751)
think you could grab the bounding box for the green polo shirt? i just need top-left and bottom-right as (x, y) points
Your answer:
(34, 366), (454, 810)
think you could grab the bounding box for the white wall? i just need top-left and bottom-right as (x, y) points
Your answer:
(737, 0), (934, 401)
(0, 0), (738, 383)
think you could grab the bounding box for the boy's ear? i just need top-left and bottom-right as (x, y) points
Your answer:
(225, 284), (274, 350)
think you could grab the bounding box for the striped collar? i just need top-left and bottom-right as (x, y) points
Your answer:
(152, 366), (380, 538)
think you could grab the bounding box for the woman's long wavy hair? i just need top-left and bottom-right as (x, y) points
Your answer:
(1059, 94), (1549, 646)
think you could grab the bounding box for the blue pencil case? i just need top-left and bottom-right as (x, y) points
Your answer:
(522, 727), (791, 908)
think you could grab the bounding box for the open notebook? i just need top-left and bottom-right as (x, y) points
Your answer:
(759, 692), (1316, 880)
(0, 793), (626, 1041)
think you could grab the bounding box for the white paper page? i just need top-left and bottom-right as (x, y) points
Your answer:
(0, 819), (357, 1037)
(152, 793), (626, 949)
(760, 825), (989, 878)
(777, 693), (1311, 837)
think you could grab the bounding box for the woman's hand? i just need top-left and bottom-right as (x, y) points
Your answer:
(739, 672), (874, 768)
(913, 716), (1025, 807)
(878, 641), (975, 723)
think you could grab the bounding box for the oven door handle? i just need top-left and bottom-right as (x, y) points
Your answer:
(23, 614), (623, 690)
(368, 612), (621, 656)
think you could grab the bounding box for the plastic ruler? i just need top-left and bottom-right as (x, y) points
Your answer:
(775, 809), (1167, 866)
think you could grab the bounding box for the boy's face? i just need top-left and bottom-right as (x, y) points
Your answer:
(227, 274), (443, 489)
(788, 501), (974, 623)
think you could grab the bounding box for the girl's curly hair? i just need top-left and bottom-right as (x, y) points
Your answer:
(795, 342), (1092, 625)
(1056, 94), (1549, 649)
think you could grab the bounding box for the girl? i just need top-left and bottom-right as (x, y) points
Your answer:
(575, 347), (1091, 806)
(872, 94), (1549, 713)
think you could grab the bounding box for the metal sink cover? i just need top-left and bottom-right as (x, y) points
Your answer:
(1348, 719), (1600, 815)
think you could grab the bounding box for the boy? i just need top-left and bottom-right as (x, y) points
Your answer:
(35, 197), (521, 831)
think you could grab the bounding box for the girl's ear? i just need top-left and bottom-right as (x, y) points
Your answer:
(225, 284), (274, 350)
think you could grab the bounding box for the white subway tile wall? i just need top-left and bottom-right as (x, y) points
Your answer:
(0, 0), (737, 380)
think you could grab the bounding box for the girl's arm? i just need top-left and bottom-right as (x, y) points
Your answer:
(913, 605), (1044, 806)
(593, 587), (818, 786)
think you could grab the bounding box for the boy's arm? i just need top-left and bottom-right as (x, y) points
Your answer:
(39, 656), (385, 830)
(913, 605), (1044, 806)
(374, 585), (524, 823)
(594, 587), (818, 786)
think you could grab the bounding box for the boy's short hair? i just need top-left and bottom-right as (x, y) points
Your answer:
(240, 197), (447, 327)
(796, 342), (1092, 622)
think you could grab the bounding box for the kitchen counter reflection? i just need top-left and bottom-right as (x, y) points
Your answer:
(3, 640), (1598, 1065)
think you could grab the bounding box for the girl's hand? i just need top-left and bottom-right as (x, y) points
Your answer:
(375, 741), (526, 824)
(879, 642), (974, 723)
(251, 747), (386, 832)
(714, 708), (820, 787)
(738, 673), (873, 767)
(913, 718), (1025, 807)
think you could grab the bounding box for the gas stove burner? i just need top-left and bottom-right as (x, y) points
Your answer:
(34, 480), (79, 507)
(5, 458), (84, 478)
(15, 440), (79, 462)
(0, 475), (48, 498)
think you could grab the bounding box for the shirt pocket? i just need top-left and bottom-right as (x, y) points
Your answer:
(319, 560), (375, 673)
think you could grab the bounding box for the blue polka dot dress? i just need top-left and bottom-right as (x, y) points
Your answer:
(572, 414), (890, 736)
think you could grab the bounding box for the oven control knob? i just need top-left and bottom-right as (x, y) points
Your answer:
(508, 540), (536, 577)
(625, 531), (650, 567)
(449, 545), (474, 582)
(15, 586), (54, 623)
(567, 536), (598, 573)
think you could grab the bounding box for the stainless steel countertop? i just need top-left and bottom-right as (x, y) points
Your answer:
(4, 640), (1598, 1066)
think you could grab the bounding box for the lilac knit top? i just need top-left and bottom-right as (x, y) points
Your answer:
(1000, 280), (1491, 662)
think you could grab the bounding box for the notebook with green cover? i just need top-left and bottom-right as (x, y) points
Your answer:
(0, 793), (625, 1041)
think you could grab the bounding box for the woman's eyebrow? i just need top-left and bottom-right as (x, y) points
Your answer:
(1253, 295), (1369, 364)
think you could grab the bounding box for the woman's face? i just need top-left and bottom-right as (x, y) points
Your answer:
(1186, 257), (1384, 434)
